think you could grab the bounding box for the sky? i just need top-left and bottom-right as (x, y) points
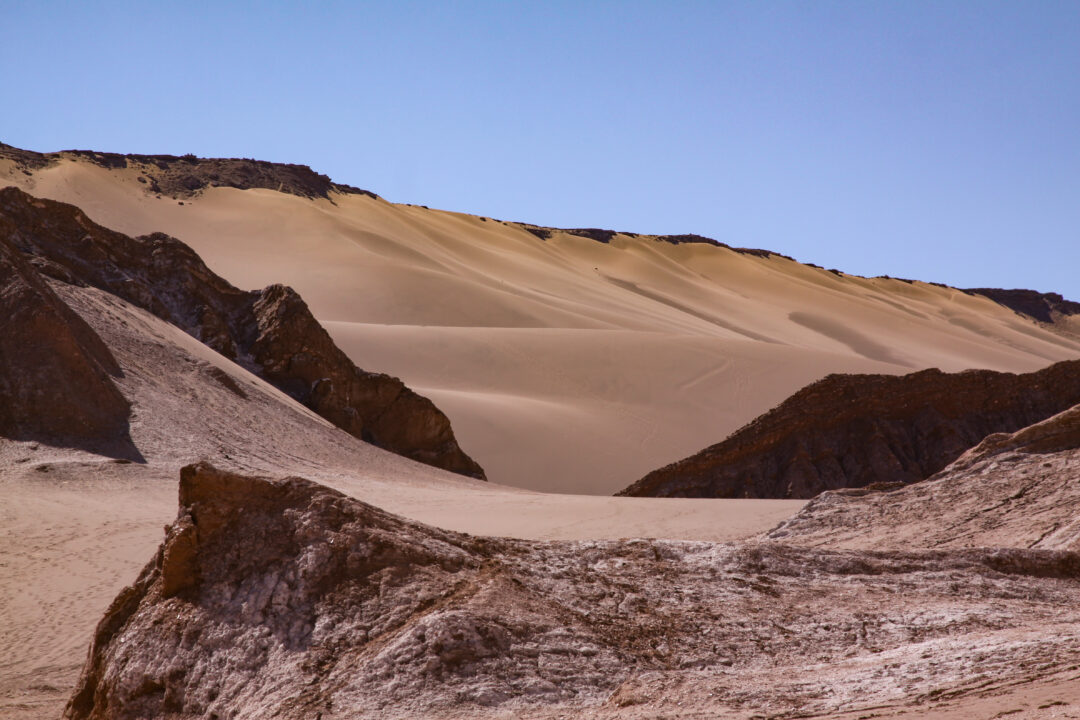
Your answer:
(2, 1), (1078, 298)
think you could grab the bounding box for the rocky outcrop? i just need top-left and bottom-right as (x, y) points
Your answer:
(0, 187), (484, 478)
(246, 285), (485, 477)
(0, 142), (376, 200)
(66, 462), (1080, 719)
(0, 227), (134, 456)
(767, 403), (1080, 550)
(619, 360), (1080, 499)
(966, 287), (1080, 324)
(516, 223), (792, 259)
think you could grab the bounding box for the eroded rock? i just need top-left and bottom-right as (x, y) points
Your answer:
(619, 360), (1080, 498)
(0, 222), (133, 455)
(67, 462), (1080, 719)
(966, 287), (1080, 324)
(0, 186), (484, 478)
(0, 142), (376, 200)
(768, 403), (1080, 550)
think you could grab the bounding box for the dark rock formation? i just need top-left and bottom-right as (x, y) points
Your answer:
(619, 360), (1080, 499)
(0, 187), (484, 478)
(246, 284), (484, 477)
(767, 403), (1080, 550)
(66, 462), (1080, 719)
(0, 142), (54, 170)
(966, 287), (1080, 324)
(515, 222), (791, 259)
(0, 142), (376, 200)
(0, 225), (136, 457)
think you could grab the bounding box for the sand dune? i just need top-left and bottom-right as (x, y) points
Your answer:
(4, 151), (1080, 718)
(5, 157), (1078, 493)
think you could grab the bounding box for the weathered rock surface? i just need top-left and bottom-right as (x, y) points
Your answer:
(67, 462), (1080, 719)
(768, 402), (1080, 551)
(0, 187), (484, 478)
(967, 287), (1080, 324)
(619, 360), (1080, 499)
(0, 142), (376, 200)
(0, 222), (134, 456)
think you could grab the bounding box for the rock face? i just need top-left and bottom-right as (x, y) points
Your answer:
(67, 462), (1080, 719)
(0, 187), (484, 478)
(0, 227), (134, 456)
(768, 402), (1080, 550)
(966, 287), (1080, 324)
(619, 360), (1080, 499)
(0, 142), (376, 200)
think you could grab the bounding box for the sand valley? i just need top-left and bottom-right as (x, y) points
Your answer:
(2, 145), (1080, 719)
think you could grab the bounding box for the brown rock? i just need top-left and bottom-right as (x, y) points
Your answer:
(0, 142), (377, 200)
(619, 360), (1080, 498)
(159, 513), (199, 598)
(0, 217), (134, 456)
(966, 287), (1080, 324)
(768, 403), (1080, 550)
(65, 462), (1080, 719)
(0, 186), (484, 478)
(514, 221), (791, 259)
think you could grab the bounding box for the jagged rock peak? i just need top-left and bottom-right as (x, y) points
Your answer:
(619, 359), (1080, 499)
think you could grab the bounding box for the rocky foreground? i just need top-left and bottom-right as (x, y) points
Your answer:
(70, 442), (1080, 719)
(620, 361), (1080, 498)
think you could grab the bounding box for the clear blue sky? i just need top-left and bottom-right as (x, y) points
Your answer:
(3, 1), (1078, 298)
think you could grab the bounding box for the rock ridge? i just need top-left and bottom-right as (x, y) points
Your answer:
(0, 142), (377, 201)
(965, 287), (1080, 324)
(516, 222), (790, 259)
(619, 360), (1080, 499)
(766, 402), (1080, 550)
(0, 186), (484, 478)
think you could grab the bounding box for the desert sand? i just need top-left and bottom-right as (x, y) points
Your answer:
(3, 151), (1080, 719)
(0, 277), (802, 719)
(5, 157), (1079, 493)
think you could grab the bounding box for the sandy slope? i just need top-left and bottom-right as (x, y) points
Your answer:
(5, 158), (1079, 493)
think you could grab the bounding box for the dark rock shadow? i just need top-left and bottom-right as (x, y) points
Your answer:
(0, 225), (144, 463)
